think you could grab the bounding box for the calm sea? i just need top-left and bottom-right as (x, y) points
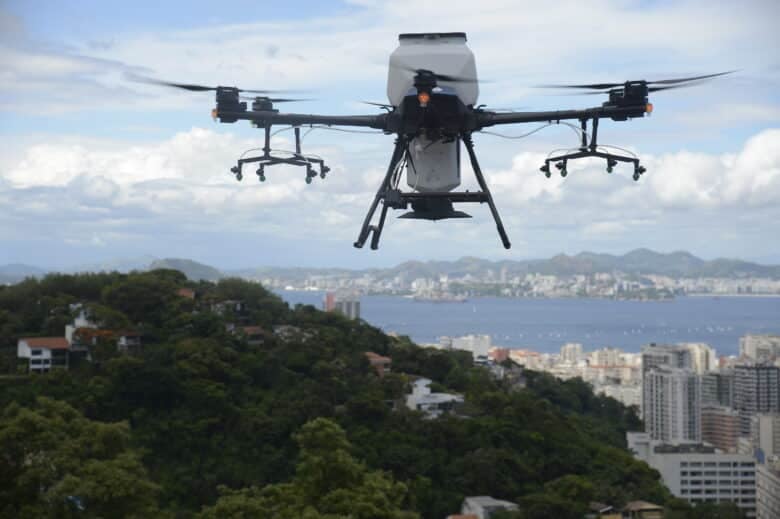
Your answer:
(277, 291), (780, 356)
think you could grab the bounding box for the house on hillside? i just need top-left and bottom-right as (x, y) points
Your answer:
(458, 496), (519, 518)
(176, 287), (196, 300)
(116, 331), (142, 354)
(365, 352), (391, 378)
(621, 501), (663, 519)
(405, 378), (463, 418)
(65, 308), (97, 344)
(211, 300), (245, 316)
(17, 337), (70, 373)
(234, 325), (267, 346)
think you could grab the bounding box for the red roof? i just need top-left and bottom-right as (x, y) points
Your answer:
(20, 337), (70, 350)
(365, 351), (391, 363)
(241, 326), (265, 335)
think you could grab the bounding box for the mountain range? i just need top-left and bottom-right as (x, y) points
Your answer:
(2, 249), (779, 284)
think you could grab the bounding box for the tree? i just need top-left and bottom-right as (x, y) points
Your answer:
(0, 397), (162, 518)
(199, 418), (418, 519)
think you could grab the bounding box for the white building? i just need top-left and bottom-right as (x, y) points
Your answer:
(64, 308), (97, 344)
(751, 414), (780, 461)
(680, 342), (718, 374)
(599, 383), (642, 409)
(459, 496), (519, 518)
(560, 342), (583, 365)
(589, 346), (622, 367)
(740, 335), (780, 363)
(756, 462), (780, 519)
(643, 367), (701, 443)
(17, 337), (70, 372)
(641, 343), (692, 375)
(452, 334), (491, 363)
(734, 364), (780, 436)
(627, 432), (757, 518)
(405, 378), (463, 418)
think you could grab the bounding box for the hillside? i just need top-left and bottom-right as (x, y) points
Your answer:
(148, 258), (224, 281)
(0, 270), (748, 518)
(3, 249), (779, 286)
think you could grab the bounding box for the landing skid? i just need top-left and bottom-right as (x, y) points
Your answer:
(354, 134), (511, 250)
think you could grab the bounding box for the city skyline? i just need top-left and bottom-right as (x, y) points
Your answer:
(1, 0), (779, 269)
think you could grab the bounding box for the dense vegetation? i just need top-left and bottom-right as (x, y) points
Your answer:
(0, 271), (741, 518)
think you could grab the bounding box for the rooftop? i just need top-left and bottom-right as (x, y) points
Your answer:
(20, 337), (70, 350)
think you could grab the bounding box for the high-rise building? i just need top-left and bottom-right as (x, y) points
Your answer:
(589, 347), (622, 367)
(627, 433), (757, 518)
(734, 364), (780, 436)
(740, 335), (780, 363)
(323, 292), (361, 320)
(751, 414), (780, 461)
(701, 371), (735, 407)
(701, 405), (740, 453)
(756, 462), (780, 519)
(680, 342), (717, 374)
(560, 342), (583, 365)
(641, 343), (692, 375)
(643, 367), (701, 443)
(452, 334), (491, 362)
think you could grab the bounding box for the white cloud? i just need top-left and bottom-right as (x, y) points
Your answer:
(486, 128), (780, 212)
(1, 1), (778, 116)
(1, 126), (778, 258)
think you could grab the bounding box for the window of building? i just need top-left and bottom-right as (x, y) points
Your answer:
(30, 349), (42, 355)
(31, 359), (42, 365)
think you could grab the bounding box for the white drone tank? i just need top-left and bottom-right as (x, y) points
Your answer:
(387, 33), (479, 193)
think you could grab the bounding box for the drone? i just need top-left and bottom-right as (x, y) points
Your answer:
(136, 32), (731, 250)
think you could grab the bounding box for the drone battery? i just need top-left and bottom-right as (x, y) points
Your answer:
(406, 137), (461, 192)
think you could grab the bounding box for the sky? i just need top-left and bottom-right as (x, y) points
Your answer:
(1, 0), (779, 270)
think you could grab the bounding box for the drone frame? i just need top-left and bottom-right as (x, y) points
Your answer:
(354, 132), (510, 250)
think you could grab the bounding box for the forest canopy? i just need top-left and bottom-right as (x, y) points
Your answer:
(0, 271), (732, 518)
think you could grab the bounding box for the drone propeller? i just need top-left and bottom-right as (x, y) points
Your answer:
(538, 71), (735, 91)
(362, 101), (395, 109)
(238, 95), (314, 103)
(391, 63), (480, 84)
(129, 73), (292, 94)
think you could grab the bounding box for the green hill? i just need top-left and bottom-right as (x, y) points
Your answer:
(0, 269), (721, 518)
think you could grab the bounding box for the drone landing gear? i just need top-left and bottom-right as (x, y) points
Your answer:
(354, 134), (511, 250)
(230, 126), (329, 184)
(539, 118), (646, 181)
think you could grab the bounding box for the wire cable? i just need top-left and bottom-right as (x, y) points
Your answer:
(478, 123), (552, 140)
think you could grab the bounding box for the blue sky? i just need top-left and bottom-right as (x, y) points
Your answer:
(1, 0), (779, 269)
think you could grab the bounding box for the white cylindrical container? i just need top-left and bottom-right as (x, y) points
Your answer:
(406, 136), (461, 192)
(388, 33), (477, 193)
(387, 32), (478, 107)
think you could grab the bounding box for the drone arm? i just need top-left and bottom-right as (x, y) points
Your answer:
(216, 110), (388, 129)
(475, 104), (648, 128)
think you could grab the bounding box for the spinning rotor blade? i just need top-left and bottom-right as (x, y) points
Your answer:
(239, 96), (315, 103)
(538, 71), (735, 91)
(361, 101), (395, 109)
(392, 63), (480, 83)
(129, 73), (288, 94)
